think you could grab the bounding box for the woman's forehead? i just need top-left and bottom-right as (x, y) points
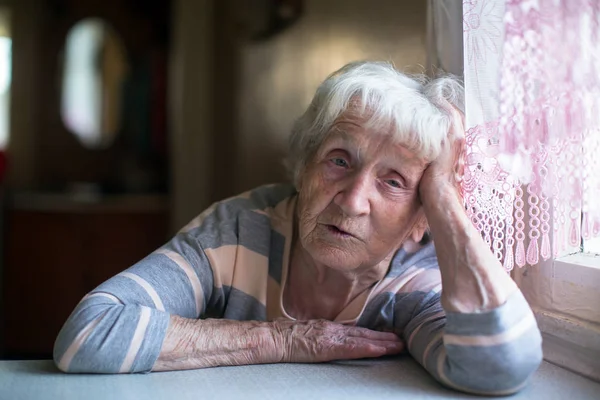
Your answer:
(323, 125), (429, 172)
(331, 111), (404, 143)
(327, 120), (427, 162)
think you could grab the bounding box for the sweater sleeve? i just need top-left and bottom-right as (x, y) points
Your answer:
(53, 232), (215, 374)
(403, 288), (543, 395)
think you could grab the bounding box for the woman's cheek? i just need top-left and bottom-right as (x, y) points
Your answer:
(301, 169), (337, 215)
(321, 163), (346, 183)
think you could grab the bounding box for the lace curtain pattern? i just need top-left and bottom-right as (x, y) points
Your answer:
(462, 0), (600, 270)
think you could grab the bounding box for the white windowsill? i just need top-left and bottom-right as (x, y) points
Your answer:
(534, 309), (600, 382)
(556, 252), (600, 270)
(515, 253), (600, 382)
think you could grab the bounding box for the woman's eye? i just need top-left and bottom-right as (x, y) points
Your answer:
(331, 158), (349, 168)
(386, 179), (402, 188)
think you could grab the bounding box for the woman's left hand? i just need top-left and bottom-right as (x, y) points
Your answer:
(419, 108), (465, 201)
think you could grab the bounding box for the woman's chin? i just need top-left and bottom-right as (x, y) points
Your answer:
(306, 243), (364, 271)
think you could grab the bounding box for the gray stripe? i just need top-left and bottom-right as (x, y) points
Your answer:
(131, 308), (171, 373)
(445, 290), (532, 336)
(268, 230), (286, 284)
(68, 305), (137, 373)
(237, 211), (272, 256)
(222, 286), (267, 321)
(204, 285), (232, 318)
(358, 290), (444, 339)
(192, 212), (264, 253)
(441, 326), (543, 393)
(411, 299), (445, 332)
(94, 275), (155, 308)
(128, 254), (199, 318)
(357, 292), (395, 332)
(53, 296), (118, 367)
(248, 184), (297, 208)
(164, 233), (214, 309)
(196, 210), (273, 255)
(410, 317), (446, 366)
(397, 290), (442, 329)
(191, 214), (239, 249)
(388, 241), (438, 277)
(186, 184), (296, 249)
(403, 291), (446, 360)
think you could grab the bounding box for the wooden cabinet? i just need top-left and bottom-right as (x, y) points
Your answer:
(1, 196), (168, 359)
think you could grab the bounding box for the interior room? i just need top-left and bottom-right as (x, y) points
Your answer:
(1, 0), (599, 399)
(0, 0), (430, 361)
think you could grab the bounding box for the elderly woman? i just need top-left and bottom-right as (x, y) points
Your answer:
(54, 61), (542, 395)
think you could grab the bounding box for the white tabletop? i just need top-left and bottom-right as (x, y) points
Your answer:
(1, 357), (599, 400)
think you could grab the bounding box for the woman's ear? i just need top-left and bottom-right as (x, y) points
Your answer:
(410, 209), (429, 243)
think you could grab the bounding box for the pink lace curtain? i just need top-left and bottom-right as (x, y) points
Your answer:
(462, 0), (600, 270)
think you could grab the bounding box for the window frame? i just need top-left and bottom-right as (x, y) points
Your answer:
(0, 7), (11, 150)
(512, 246), (600, 381)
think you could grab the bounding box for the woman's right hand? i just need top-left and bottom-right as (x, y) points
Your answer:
(268, 319), (405, 363)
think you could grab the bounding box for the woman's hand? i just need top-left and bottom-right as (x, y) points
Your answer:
(270, 319), (404, 363)
(419, 108), (465, 202)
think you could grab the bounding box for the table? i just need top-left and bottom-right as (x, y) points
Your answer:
(1, 357), (599, 400)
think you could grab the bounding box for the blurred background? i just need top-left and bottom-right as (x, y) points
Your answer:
(0, 0), (461, 360)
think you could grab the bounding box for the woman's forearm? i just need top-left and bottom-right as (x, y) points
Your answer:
(421, 183), (518, 313)
(153, 316), (278, 371)
(153, 315), (404, 371)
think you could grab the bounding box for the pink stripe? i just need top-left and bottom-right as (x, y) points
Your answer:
(444, 312), (536, 347)
(421, 332), (443, 365)
(84, 292), (123, 304)
(119, 272), (165, 311)
(119, 307), (151, 373)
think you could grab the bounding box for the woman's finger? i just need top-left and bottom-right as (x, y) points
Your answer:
(329, 337), (405, 360)
(343, 325), (402, 342)
(343, 337), (405, 352)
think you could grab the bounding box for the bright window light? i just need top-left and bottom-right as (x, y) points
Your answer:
(0, 8), (11, 150)
(583, 236), (600, 255)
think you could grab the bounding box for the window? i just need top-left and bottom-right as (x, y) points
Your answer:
(0, 8), (11, 150)
(513, 208), (600, 381)
(583, 236), (600, 255)
(60, 18), (128, 149)
(457, 0), (600, 382)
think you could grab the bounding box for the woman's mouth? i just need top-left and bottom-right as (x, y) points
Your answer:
(325, 224), (353, 238)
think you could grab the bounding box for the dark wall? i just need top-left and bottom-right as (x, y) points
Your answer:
(11, 0), (171, 192)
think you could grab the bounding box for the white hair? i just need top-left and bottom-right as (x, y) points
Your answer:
(286, 61), (464, 186)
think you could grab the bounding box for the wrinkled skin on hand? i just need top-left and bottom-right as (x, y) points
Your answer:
(269, 319), (404, 363)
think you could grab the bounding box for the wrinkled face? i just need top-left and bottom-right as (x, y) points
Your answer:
(296, 113), (429, 272)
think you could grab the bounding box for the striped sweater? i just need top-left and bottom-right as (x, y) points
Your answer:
(54, 184), (543, 395)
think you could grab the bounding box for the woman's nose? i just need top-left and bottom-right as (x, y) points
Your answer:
(333, 173), (371, 217)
